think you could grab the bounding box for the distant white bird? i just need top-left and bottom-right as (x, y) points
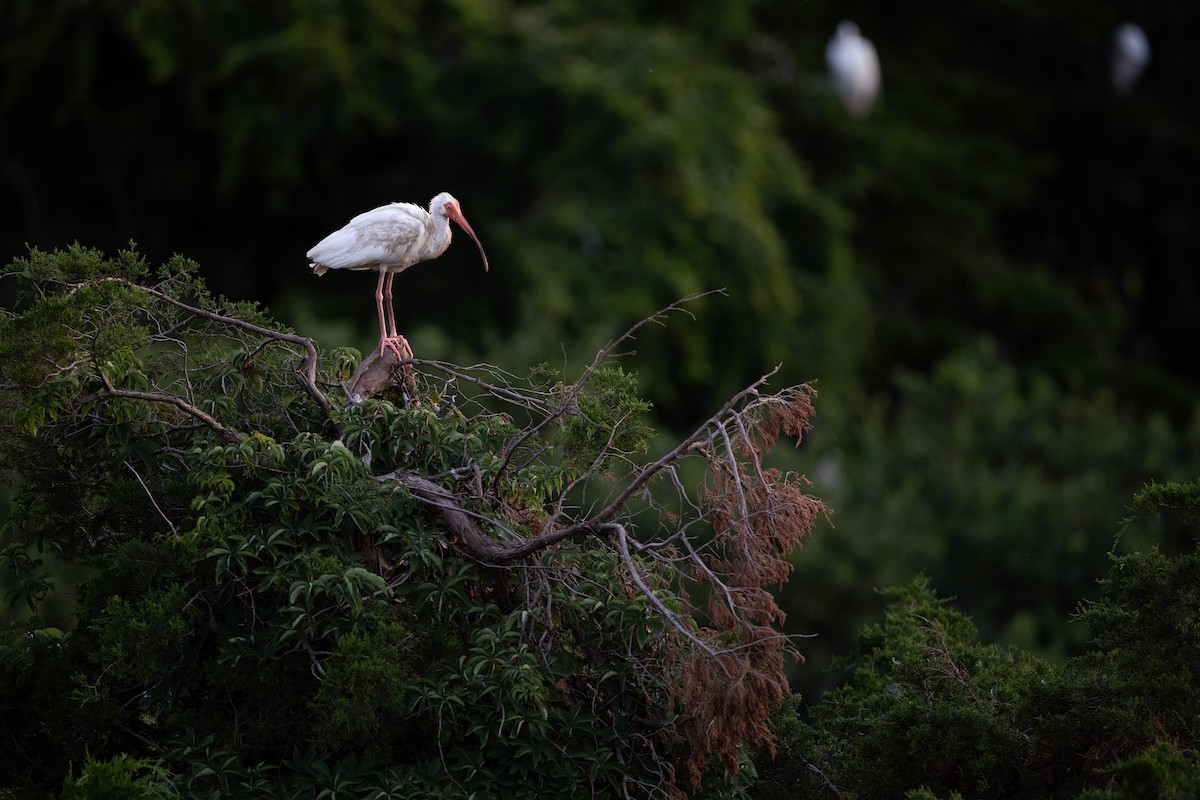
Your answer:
(826, 21), (881, 119)
(307, 192), (488, 358)
(1111, 23), (1151, 96)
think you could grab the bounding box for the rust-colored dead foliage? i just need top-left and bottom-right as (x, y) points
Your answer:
(677, 385), (829, 788)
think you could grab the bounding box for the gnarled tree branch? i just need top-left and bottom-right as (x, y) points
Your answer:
(376, 468), (614, 563)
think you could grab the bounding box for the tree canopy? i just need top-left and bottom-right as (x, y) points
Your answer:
(757, 483), (1200, 799)
(0, 246), (824, 798)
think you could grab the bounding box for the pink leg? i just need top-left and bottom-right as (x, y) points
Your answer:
(373, 269), (407, 359)
(374, 269), (389, 345)
(384, 270), (398, 338)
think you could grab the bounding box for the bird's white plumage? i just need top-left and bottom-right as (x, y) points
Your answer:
(307, 201), (437, 275)
(826, 21), (881, 120)
(1111, 23), (1150, 96)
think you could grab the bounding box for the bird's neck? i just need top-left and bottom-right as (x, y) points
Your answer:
(428, 213), (452, 256)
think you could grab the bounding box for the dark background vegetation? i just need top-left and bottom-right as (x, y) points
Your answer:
(4, 0), (1199, 732)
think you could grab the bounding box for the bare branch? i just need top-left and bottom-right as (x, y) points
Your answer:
(613, 523), (731, 670)
(550, 366), (782, 540)
(376, 468), (615, 563)
(82, 373), (246, 444)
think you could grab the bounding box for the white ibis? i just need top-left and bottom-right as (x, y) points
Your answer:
(826, 21), (881, 120)
(307, 192), (488, 358)
(1111, 23), (1150, 96)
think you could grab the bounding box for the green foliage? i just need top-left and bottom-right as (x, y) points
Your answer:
(560, 366), (653, 472)
(904, 791), (964, 800)
(90, 584), (198, 689)
(1068, 544), (1200, 750)
(1077, 743), (1200, 800)
(759, 578), (1054, 799)
(308, 617), (421, 757)
(0, 544), (55, 613)
(781, 339), (1200, 697)
(1131, 479), (1200, 524)
(0, 248), (813, 798)
(61, 754), (174, 800)
(759, 482), (1200, 799)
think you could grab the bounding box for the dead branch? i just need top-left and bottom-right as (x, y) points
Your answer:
(345, 338), (417, 403)
(548, 366), (783, 541)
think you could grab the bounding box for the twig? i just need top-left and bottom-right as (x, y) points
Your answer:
(123, 460), (178, 537)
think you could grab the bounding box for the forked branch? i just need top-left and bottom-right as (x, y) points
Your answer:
(114, 279), (334, 418)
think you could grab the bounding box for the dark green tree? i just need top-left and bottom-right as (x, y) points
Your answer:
(756, 478), (1200, 799)
(0, 245), (826, 798)
(779, 340), (1200, 696)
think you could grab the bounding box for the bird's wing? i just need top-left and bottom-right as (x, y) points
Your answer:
(307, 203), (427, 272)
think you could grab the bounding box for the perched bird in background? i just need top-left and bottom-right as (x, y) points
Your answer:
(826, 21), (881, 119)
(1111, 23), (1151, 96)
(307, 192), (489, 358)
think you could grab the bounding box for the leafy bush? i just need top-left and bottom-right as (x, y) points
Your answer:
(757, 478), (1200, 799)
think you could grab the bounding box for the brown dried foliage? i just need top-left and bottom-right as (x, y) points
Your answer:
(675, 386), (829, 788)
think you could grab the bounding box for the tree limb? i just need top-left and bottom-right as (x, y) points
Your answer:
(375, 468), (624, 563)
(81, 373), (247, 444)
(548, 366), (782, 541)
(110, 279), (334, 419)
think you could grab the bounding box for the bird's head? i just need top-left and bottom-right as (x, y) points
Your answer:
(431, 192), (489, 272)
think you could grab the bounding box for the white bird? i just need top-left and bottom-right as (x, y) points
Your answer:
(307, 192), (488, 358)
(826, 21), (881, 119)
(1111, 23), (1151, 96)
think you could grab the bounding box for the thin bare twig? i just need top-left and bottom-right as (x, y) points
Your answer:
(123, 460), (178, 536)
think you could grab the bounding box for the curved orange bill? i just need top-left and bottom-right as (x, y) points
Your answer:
(447, 205), (489, 272)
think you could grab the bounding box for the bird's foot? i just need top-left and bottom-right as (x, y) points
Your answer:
(378, 335), (412, 362)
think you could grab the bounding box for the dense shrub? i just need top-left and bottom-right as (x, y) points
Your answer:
(758, 478), (1200, 799)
